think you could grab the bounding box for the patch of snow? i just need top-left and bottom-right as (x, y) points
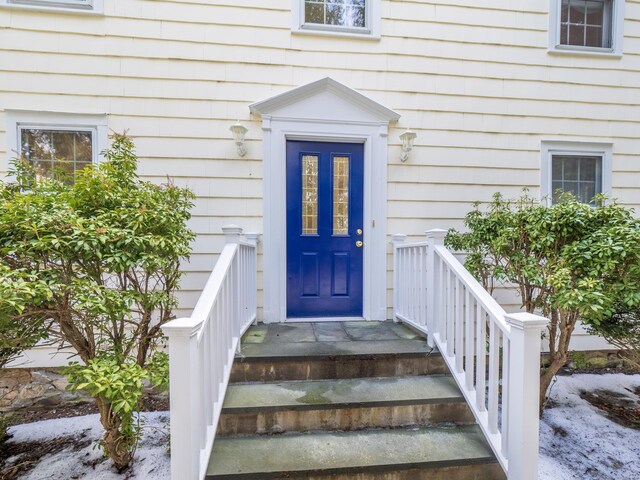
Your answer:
(540, 373), (640, 480)
(7, 411), (170, 479)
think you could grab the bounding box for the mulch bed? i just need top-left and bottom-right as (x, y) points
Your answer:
(5, 394), (168, 426)
(0, 394), (169, 479)
(0, 431), (93, 480)
(580, 386), (640, 430)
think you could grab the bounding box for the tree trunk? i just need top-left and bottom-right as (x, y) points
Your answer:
(96, 397), (133, 471)
(538, 309), (577, 416)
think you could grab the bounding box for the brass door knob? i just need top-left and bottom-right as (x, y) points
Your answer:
(356, 228), (363, 235)
(356, 241), (363, 248)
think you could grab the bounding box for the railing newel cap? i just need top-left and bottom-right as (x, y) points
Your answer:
(391, 233), (407, 244)
(505, 312), (549, 330)
(161, 317), (201, 338)
(222, 224), (243, 244)
(244, 232), (260, 246)
(426, 229), (447, 244)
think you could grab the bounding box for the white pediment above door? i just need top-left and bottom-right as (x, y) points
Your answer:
(249, 77), (400, 125)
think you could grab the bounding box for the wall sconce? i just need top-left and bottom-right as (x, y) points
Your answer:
(230, 121), (248, 157)
(399, 129), (417, 163)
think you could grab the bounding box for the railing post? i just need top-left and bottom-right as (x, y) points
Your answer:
(245, 232), (260, 326)
(425, 229), (447, 347)
(391, 234), (406, 322)
(161, 320), (200, 480)
(505, 312), (549, 480)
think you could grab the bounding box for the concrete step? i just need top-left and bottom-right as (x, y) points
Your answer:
(231, 339), (447, 383)
(218, 375), (474, 435)
(206, 425), (504, 480)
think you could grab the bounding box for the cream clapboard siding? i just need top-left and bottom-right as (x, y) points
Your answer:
(1, 0), (639, 357)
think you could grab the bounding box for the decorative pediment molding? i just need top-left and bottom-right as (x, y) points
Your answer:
(249, 77), (400, 124)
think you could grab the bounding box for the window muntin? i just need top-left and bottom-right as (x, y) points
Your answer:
(301, 155), (319, 235)
(19, 127), (95, 182)
(304, 0), (366, 29)
(560, 0), (612, 48)
(551, 155), (603, 204)
(332, 156), (349, 235)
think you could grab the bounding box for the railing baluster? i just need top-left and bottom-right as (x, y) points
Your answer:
(501, 334), (510, 456)
(476, 304), (487, 412)
(455, 279), (464, 374)
(488, 320), (500, 434)
(465, 290), (474, 390)
(447, 267), (454, 355)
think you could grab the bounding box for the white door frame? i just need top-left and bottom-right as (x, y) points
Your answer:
(249, 78), (399, 323)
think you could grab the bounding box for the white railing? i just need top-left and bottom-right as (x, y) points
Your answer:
(162, 225), (258, 480)
(393, 229), (548, 480)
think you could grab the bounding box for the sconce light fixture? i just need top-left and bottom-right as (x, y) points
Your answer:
(399, 129), (417, 163)
(230, 121), (248, 157)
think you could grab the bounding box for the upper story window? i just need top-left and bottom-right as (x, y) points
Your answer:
(549, 0), (624, 56)
(541, 142), (612, 205)
(292, 0), (381, 39)
(0, 0), (103, 14)
(305, 1), (366, 29)
(561, 0), (612, 48)
(5, 111), (108, 183)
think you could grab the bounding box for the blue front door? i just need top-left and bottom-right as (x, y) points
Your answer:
(286, 141), (364, 318)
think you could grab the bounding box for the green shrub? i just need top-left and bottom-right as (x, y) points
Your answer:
(0, 133), (193, 469)
(447, 192), (640, 412)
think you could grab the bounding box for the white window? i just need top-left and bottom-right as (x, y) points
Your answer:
(541, 142), (612, 205)
(5, 111), (108, 181)
(292, 0), (381, 39)
(0, 0), (103, 14)
(549, 0), (624, 56)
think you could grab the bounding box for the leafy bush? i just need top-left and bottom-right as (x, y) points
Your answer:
(0, 133), (194, 469)
(591, 306), (640, 370)
(447, 192), (640, 412)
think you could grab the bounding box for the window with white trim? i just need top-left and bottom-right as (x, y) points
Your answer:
(19, 127), (95, 181)
(541, 142), (612, 205)
(5, 111), (108, 182)
(292, 0), (380, 38)
(0, 0), (103, 14)
(549, 0), (624, 55)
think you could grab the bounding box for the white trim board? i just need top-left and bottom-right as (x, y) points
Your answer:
(250, 78), (399, 323)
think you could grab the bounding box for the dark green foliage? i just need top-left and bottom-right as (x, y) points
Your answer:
(447, 191), (640, 408)
(0, 133), (194, 468)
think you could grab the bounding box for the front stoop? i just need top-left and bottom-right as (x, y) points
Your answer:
(206, 322), (505, 480)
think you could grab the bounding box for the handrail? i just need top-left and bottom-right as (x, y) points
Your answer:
(393, 230), (548, 480)
(162, 225), (259, 480)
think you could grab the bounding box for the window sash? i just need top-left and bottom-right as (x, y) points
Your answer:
(302, 0), (370, 33)
(559, 0), (613, 48)
(550, 154), (603, 204)
(18, 125), (97, 181)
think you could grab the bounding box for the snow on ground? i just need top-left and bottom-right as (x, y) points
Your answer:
(539, 373), (640, 480)
(5, 373), (640, 479)
(7, 411), (170, 479)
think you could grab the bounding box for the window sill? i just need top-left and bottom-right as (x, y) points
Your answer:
(0, 1), (103, 15)
(292, 28), (380, 41)
(547, 47), (622, 59)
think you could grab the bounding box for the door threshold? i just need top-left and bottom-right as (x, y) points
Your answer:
(286, 316), (369, 323)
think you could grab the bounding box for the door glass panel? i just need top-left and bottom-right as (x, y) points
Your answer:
(301, 155), (319, 234)
(333, 156), (349, 235)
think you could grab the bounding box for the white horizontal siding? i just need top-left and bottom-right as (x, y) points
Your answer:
(1, 0), (639, 360)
